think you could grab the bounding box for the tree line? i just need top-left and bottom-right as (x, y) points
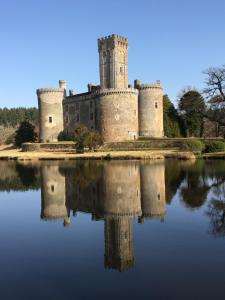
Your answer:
(0, 107), (38, 127)
(163, 64), (225, 138)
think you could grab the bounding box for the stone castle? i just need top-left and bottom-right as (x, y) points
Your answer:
(37, 34), (164, 142)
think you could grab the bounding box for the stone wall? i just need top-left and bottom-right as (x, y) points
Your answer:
(63, 92), (96, 135)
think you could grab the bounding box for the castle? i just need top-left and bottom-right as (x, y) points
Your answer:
(37, 34), (164, 143)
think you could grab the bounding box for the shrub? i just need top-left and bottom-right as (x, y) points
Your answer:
(73, 125), (102, 152)
(14, 121), (37, 147)
(58, 131), (71, 141)
(203, 141), (225, 153)
(180, 140), (205, 153)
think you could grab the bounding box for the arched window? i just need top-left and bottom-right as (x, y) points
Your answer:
(155, 102), (158, 109)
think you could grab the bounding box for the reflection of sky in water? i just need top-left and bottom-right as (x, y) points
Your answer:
(0, 160), (225, 300)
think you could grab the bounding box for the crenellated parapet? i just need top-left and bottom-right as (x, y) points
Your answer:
(98, 34), (128, 50)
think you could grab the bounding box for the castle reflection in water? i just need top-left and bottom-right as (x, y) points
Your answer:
(40, 161), (166, 272)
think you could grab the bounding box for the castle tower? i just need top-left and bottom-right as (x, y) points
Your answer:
(98, 34), (128, 89)
(37, 80), (66, 142)
(40, 161), (69, 222)
(135, 80), (164, 137)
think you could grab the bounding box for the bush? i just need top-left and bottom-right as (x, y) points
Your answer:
(14, 121), (37, 147)
(180, 140), (205, 153)
(73, 125), (103, 152)
(203, 141), (225, 153)
(58, 131), (71, 141)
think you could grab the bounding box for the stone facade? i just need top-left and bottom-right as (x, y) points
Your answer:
(37, 34), (164, 142)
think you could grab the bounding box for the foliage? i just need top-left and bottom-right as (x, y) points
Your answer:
(14, 121), (38, 147)
(203, 141), (225, 153)
(0, 107), (38, 127)
(58, 131), (72, 141)
(73, 125), (103, 152)
(0, 126), (16, 145)
(163, 95), (184, 137)
(178, 89), (206, 137)
(180, 140), (205, 153)
(5, 132), (15, 145)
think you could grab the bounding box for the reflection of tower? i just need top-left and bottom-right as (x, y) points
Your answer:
(41, 162), (69, 224)
(105, 216), (134, 272)
(140, 161), (166, 222)
(100, 161), (141, 272)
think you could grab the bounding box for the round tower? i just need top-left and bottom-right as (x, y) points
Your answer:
(37, 80), (66, 142)
(137, 80), (164, 137)
(96, 88), (139, 142)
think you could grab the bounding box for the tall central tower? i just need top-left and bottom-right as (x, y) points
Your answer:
(98, 34), (128, 89)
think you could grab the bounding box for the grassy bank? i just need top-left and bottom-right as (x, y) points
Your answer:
(0, 148), (196, 161)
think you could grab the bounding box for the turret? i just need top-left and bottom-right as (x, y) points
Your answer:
(37, 80), (66, 142)
(136, 80), (164, 137)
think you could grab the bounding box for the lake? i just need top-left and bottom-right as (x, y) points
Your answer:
(0, 159), (225, 299)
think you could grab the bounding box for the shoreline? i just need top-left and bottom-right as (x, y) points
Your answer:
(0, 148), (196, 160)
(1, 148), (225, 161)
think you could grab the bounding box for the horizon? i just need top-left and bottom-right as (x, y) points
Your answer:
(0, 0), (225, 108)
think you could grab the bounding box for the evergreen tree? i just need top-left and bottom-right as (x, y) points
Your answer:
(178, 90), (206, 137)
(14, 121), (37, 147)
(0, 107), (38, 127)
(163, 95), (184, 137)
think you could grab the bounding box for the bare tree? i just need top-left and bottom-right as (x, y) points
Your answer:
(203, 65), (225, 127)
(203, 65), (225, 103)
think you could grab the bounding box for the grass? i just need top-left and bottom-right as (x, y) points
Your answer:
(0, 148), (197, 161)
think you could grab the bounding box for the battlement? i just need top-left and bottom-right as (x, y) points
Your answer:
(98, 34), (128, 51)
(134, 80), (162, 90)
(98, 34), (128, 43)
(36, 88), (64, 96)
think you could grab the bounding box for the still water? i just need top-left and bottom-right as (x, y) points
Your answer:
(0, 159), (225, 299)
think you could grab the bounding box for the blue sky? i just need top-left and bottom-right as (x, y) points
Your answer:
(0, 0), (225, 108)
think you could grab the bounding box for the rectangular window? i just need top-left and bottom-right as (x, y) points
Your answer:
(49, 116), (52, 123)
(90, 112), (94, 120)
(90, 101), (93, 109)
(155, 102), (158, 108)
(76, 114), (79, 122)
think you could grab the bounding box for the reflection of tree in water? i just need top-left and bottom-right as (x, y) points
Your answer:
(207, 199), (225, 237)
(180, 160), (210, 209)
(16, 164), (39, 187)
(165, 160), (186, 204)
(59, 161), (103, 189)
(206, 177), (225, 237)
(0, 161), (40, 191)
